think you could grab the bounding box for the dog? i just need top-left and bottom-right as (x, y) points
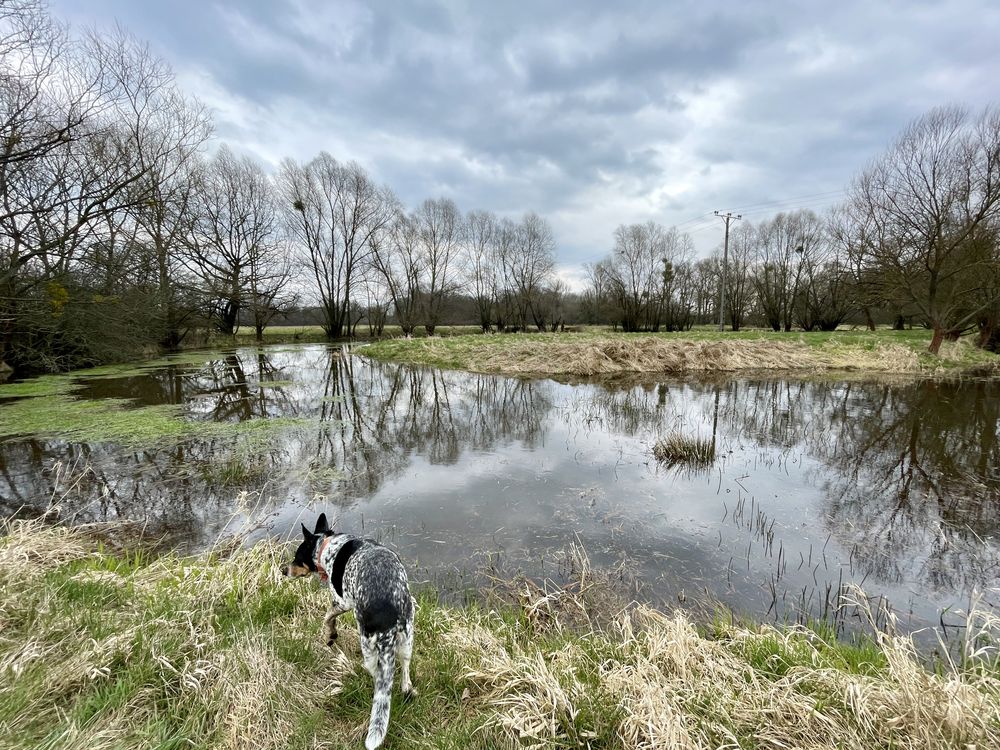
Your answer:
(282, 513), (415, 749)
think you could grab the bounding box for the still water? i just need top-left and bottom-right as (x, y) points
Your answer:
(2, 344), (998, 636)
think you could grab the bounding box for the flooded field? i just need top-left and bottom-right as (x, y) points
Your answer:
(1, 343), (998, 637)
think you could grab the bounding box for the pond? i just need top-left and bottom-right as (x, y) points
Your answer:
(1, 343), (998, 639)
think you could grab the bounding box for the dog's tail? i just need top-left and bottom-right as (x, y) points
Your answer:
(365, 641), (396, 750)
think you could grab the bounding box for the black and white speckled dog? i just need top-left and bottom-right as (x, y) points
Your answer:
(282, 513), (415, 750)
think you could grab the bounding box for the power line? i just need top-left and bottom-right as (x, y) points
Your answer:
(683, 195), (845, 236)
(669, 188), (847, 234)
(724, 189), (846, 213)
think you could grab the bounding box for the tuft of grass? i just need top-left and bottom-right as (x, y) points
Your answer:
(652, 432), (716, 468)
(2, 520), (999, 750)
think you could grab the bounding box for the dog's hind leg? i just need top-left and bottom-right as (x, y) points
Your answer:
(324, 602), (349, 646)
(397, 622), (415, 697)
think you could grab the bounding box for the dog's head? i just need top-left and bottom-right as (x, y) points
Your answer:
(281, 513), (331, 578)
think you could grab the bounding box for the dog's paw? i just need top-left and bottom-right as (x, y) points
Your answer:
(402, 684), (417, 699)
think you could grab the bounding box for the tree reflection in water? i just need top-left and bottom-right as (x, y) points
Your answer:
(718, 378), (1000, 593)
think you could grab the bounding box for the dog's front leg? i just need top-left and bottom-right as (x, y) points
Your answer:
(324, 602), (349, 646)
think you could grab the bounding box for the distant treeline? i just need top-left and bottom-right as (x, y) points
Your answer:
(2, 2), (998, 378)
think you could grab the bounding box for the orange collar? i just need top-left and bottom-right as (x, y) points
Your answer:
(315, 536), (332, 583)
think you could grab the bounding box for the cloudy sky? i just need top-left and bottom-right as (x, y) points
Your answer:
(53, 0), (1000, 286)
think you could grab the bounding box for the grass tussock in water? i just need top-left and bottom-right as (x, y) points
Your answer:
(2, 521), (999, 749)
(652, 432), (716, 468)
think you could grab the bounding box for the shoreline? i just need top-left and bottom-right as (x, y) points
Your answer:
(1, 520), (997, 749)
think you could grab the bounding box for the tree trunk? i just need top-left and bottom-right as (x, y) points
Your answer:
(863, 307), (876, 332)
(219, 298), (240, 336)
(929, 324), (945, 354)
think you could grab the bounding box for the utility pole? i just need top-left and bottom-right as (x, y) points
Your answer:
(715, 210), (741, 331)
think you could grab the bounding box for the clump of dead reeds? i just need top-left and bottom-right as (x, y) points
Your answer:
(652, 432), (716, 468)
(368, 333), (942, 377)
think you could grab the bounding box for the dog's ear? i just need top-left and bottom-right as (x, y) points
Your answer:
(301, 522), (312, 540)
(314, 513), (330, 535)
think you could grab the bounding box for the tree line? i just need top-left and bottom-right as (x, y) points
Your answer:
(585, 105), (1000, 353)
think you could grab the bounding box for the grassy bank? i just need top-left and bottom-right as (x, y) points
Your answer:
(2, 521), (998, 749)
(363, 328), (1000, 378)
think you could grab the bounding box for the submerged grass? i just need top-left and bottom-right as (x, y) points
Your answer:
(364, 328), (1000, 378)
(2, 520), (998, 750)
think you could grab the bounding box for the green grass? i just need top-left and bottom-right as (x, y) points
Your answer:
(1, 521), (997, 750)
(0, 374), (84, 399)
(363, 327), (1000, 377)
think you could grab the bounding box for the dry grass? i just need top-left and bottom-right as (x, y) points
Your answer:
(364, 330), (1000, 378)
(652, 432), (717, 468)
(2, 521), (998, 750)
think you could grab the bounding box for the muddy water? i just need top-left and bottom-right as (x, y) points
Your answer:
(1, 344), (998, 636)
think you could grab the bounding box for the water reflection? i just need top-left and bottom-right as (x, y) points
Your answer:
(0, 344), (997, 633)
(717, 379), (1000, 592)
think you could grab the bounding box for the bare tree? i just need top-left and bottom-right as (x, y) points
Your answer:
(716, 223), (754, 331)
(371, 210), (422, 336)
(185, 146), (281, 336)
(662, 258), (698, 331)
(828, 206), (883, 331)
(108, 25), (212, 348)
(845, 106), (1000, 352)
(794, 216), (854, 331)
(280, 154), (396, 338)
(691, 258), (718, 325)
(505, 212), (555, 331)
(359, 273), (391, 337)
(463, 208), (497, 332)
(581, 260), (615, 325)
(414, 197), (462, 335)
(750, 210), (817, 331)
(600, 221), (691, 331)
(490, 217), (519, 330)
